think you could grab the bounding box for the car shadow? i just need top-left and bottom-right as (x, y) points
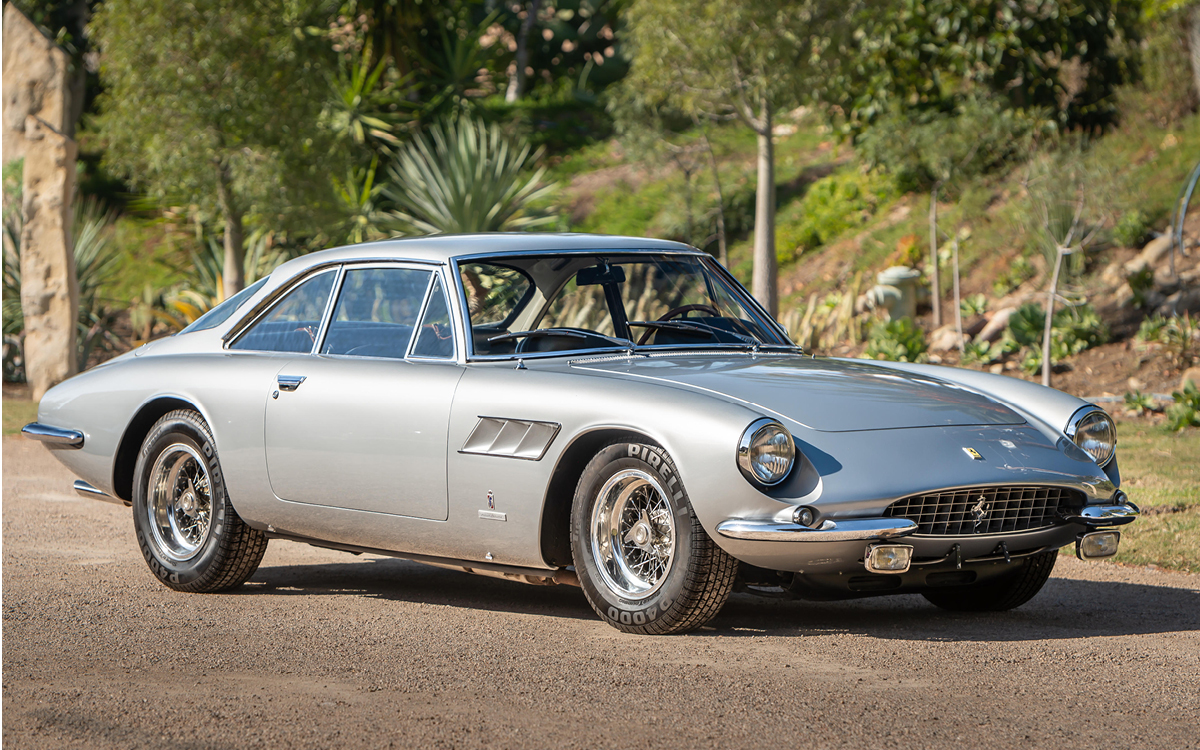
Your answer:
(240, 557), (597, 622)
(710, 575), (1200, 642)
(240, 557), (1199, 640)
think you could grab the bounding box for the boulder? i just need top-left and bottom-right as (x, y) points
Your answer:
(976, 307), (1016, 343)
(929, 324), (964, 352)
(1123, 230), (1173, 276)
(19, 117), (78, 400)
(1182, 368), (1200, 390)
(1156, 288), (1200, 318)
(2, 5), (74, 160)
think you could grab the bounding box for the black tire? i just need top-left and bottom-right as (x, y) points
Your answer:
(570, 441), (737, 634)
(922, 550), (1057, 612)
(132, 409), (267, 592)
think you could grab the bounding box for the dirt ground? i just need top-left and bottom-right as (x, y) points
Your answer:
(3, 437), (1199, 750)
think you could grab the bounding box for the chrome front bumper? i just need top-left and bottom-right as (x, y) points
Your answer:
(21, 422), (84, 448)
(1058, 497), (1141, 526)
(716, 517), (918, 542)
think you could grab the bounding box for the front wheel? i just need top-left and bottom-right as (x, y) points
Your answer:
(922, 550), (1057, 612)
(132, 409), (267, 592)
(570, 442), (736, 634)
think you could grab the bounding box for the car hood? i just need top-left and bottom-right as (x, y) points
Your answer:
(569, 354), (1025, 432)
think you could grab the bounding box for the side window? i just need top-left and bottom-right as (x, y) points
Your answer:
(230, 270), (336, 353)
(411, 276), (455, 359)
(321, 267), (431, 359)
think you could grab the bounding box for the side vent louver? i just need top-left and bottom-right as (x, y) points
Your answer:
(459, 417), (561, 461)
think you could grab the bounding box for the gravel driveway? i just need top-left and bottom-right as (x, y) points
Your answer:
(4, 437), (1198, 749)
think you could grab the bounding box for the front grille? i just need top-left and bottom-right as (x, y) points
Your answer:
(884, 486), (1081, 536)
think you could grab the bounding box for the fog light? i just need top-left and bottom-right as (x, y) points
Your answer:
(1077, 530), (1120, 560)
(792, 507), (816, 528)
(865, 544), (914, 574)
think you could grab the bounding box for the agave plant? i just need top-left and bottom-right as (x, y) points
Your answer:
(165, 231), (286, 326)
(3, 188), (122, 377)
(384, 117), (556, 235)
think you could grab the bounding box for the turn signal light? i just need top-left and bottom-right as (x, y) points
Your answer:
(1077, 530), (1120, 560)
(864, 544), (913, 574)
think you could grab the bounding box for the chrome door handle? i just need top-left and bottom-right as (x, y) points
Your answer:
(277, 375), (306, 391)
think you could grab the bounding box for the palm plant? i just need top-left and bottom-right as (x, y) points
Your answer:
(332, 156), (392, 245)
(3, 189), (122, 377)
(383, 116), (556, 235)
(166, 230), (286, 326)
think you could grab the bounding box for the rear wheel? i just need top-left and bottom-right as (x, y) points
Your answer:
(570, 442), (736, 634)
(922, 550), (1057, 612)
(132, 409), (267, 592)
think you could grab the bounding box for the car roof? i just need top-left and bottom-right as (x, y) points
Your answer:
(270, 233), (699, 280)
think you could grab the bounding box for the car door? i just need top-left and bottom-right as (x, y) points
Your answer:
(262, 263), (462, 521)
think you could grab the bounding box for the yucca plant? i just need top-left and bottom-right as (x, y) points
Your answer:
(165, 230), (285, 326)
(3, 186), (123, 377)
(384, 116), (556, 235)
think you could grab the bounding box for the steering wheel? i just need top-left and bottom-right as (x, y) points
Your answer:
(636, 304), (720, 345)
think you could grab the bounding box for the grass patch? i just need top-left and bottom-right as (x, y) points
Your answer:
(3, 398), (38, 436)
(1060, 418), (1200, 573)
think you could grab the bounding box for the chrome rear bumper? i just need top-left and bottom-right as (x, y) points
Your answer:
(21, 422), (84, 448)
(716, 517), (918, 542)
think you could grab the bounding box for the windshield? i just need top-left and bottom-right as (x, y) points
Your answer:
(180, 277), (269, 334)
(458, 253), (792, 357)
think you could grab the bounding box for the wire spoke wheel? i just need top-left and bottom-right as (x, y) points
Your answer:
(590, 469), (676, 600)
(147, 442), (214, 562)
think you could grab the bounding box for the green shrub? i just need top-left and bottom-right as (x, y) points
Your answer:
(961, 339), (998, 365)
(992, 255), (1036, 296)
(1113, 210), (1149, 248)
(961, 293), (988, 318)
(1006, 302), (1109, 374)
(1167, 382), (1200, 431)
(864, 317), (927, 362)
(1137, 314), (1169, 343)
(1123, 390), (1157, 415)
(1126, 265), (1155, 308)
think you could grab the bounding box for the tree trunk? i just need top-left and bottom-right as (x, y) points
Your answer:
(952, 233), (963, 352)
(1189, 5), (1200, 106)
(214, 163), (245, 301)
(1041, 245), (1066, 388)
(928, 183), (942, 329)
(505, 0), (541, 103)
(701, 129), (728, 266)
(752, 103), (777, 316)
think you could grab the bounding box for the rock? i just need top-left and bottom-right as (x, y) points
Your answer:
(964, 315), (988, 337)
(6, 6), (80, 400)
(1123, 230), (1173, 276)
(2, 5), (75, 160)
(1100, 261), (1125, 289)
(1156, 288), (1200, 318)
(976, 307), (1016, 343)
(1182, 368), (1200, 390)
(929, 324), (964, 352)
(989, 364), (1004, 375)
(19, 117), (78, 400)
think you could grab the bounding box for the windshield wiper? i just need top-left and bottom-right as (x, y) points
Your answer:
(488, 328), (637, 351)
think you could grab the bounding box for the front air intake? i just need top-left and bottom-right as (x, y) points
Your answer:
(884, 486), (1082, 536)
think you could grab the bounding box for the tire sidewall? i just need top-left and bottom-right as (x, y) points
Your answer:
(571, 442), (696, 631)
(132, 413), (230, 588)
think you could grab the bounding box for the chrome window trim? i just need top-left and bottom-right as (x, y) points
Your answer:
(224, 266), (342, 354)
(452, 250), (799, 362)
(222, 257), (444, 343)
(311, 265), (348, 355)
(406, 269), (459, 362)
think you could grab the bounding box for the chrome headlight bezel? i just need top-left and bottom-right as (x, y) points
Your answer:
(737, 418), (796, 487)
(1065, 405), (1116, 468)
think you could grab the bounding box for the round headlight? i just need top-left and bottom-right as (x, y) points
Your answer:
(737, 419), (795, 486)
(1066, 407), (1116, 467)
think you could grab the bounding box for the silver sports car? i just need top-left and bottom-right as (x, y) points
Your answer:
(24, 234), (1139, 634)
